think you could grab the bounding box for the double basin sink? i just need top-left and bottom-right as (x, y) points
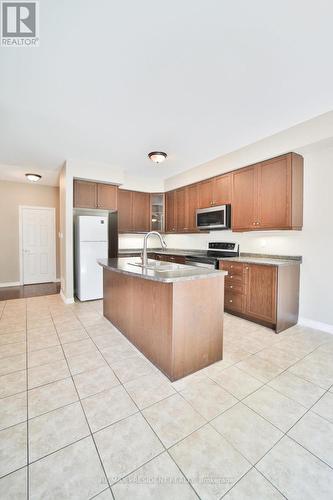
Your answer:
(128, 259), (191, 274)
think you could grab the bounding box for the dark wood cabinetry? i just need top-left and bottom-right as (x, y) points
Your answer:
(198, 174), (231, 208)
(150, 253), (186, 265)
(74, 180), (118, 210)
(232, 153), (303, 231)
(118, 189), (150, 233)
(219, 260), (300, 333)
(165, 190), (176, 232)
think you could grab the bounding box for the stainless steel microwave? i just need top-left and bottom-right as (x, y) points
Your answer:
(196, 204), (231, 230)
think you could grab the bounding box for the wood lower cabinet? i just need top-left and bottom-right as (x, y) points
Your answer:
(219, 260), (300, 333)
(74, 180), (118, 210)
(232, 153), (303, 231)
(150, 253), (186, 265)
(118, 189), (150, 232)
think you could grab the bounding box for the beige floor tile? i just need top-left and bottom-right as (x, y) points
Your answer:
(202, 359), (234, 379)
(67, 351), (107, 375)
(180, 378), (237, 420)
(255, 346), (302, 369)
(111, 452), (197, 500)
(236, 356), (284, 383)
(74, 365), (119, 399)
(0, 466), (27, 499)
(27, 335), (60, 352)
(58, 328), (89, 344)
(222, 346), (252, 364)
(0, 342), (26, 360)
(62, 338), (99, 358)
(312, 392), (333, 423)
(244, 386), (307, 432)
(28, 345), (65, 368)
(124, 373), (176, 409)
(28, 359), (70, 389)
(94, 488), (113, 499)
(208, 365), (263, 399)
(0, 392), (27, 431)
(0, 353), (26, 376)
(223, 468), (283, 499)
(102, 343), (139, 364)
(29, 437), (107, 499)
(171, 370), (209, 391)
(257, 436), (333, 499)
(170, 424), (251, 500)
(142, 394), (205, 448)
(0, 422), (27, 477)
(0, 370), (26, 399)
(29, 402), (90, 462)
(0, 332), (26, 346)
(110, 355), (156, 383)
(289, 350), (333, 389)
(95, 413), (163, 483)
(268, 371), (325, 407)
(211, 402), (283, 464)
(288, 411), (333, 467)
(28, 377), (78, 418)
(82, 385), (138, 432)
(93, 332), (128, 350)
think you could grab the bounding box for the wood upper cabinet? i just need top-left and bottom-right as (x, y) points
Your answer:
(232, 166), (258, 231)
(97, 183), (118, 210)
(165, 190), (176, 232)
(74, 180), (118, 210)
(186, 183), (199, 231)
(244, 264), (277, 324)
(175, 188), (187, 231)
(132, 191), (150, 232)
(118, 190), (133, 232)
(118, 189), (150, 232)
(232, 153), (303, 231)
(198, 174), (231, 208)
(74, 180), (97, 209)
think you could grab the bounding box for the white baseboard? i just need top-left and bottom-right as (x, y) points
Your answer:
(0, 281), (20, 288)
(60, 290), (75, 305)
(298, 317), (333, 335)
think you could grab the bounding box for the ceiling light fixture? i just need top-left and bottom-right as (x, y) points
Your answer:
(148, 151), (167, 164)
(25, 173), (42, 182)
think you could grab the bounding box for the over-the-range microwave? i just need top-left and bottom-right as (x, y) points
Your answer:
(196, 204), (231, 230)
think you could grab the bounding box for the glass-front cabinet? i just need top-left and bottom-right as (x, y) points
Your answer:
(150, 193), (164, 232)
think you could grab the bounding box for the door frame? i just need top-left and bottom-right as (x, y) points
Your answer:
(19, 206), (56, 285)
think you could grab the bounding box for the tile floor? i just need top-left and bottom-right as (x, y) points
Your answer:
(0, 294), (333, 499)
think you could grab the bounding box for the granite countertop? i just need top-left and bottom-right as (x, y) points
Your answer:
(220, 256), (301, 267)
(98, 257), (226, 283)
(118, 248), (207, 257)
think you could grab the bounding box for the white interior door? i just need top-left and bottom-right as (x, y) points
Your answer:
(21, 207), (56, 285)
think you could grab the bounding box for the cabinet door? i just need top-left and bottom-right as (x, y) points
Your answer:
(186, 184), (198, 231)
(175, 188), (187, 231)
(132, 192), (150, 232)
(165, 191), (176, 232)
(213, 174), (231, 205)
(231, 166), (257, 231)
(118, 190), (133, 232)
(197, 179), (214, 208)
(97, 184), (118, 210)
(244, 264), (277, 323)
(74, 180), (97, 208)
(257, 156), (291, 229)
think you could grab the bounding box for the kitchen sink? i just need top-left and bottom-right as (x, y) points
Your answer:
(128, 260), (191, 273)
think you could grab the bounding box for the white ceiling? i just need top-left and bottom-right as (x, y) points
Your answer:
(1, 0), (333, 186)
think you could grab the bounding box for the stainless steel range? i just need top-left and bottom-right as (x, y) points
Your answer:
(185, 242), (239, 269)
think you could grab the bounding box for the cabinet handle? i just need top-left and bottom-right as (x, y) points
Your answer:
(229, 285), (233, 289)
(252, 222), (256, 225)
(229, 275), (233, 279)
(245, 267), (249, 270)
(256, 222), (260, 225)
(229, 299), (233, 303)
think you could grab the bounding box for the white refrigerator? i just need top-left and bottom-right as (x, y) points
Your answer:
(75, 216), (108, 301)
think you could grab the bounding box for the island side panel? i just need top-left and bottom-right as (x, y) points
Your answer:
(276, 264), (300, 333)
(103, 269), (174, 377)
(171, 275), (224, 380)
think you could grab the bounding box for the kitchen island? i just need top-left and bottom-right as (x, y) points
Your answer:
(98, 257), (227, 381)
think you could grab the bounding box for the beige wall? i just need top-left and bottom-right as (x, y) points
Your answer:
(0, 180), (60, 284)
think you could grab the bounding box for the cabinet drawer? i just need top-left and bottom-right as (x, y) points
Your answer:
(220, 261), (244, 275)
(225, 292), (244, 313)
(225, 282), (244, 294)
(225, 273), (245, 286)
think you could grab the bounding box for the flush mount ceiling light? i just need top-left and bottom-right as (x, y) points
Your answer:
(148, 151), (167, 164)
(25, 173), (42, 182)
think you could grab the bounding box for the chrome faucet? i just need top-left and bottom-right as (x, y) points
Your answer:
(141, 231), (167, 267)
